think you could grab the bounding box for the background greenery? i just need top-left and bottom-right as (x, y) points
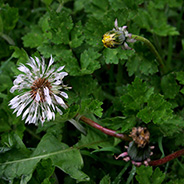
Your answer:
(0, 0), (184, 183)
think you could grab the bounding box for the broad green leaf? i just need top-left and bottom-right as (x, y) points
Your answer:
(28, 158), (55, 184)
(0, 133), (89, 182)
(100, 174), (111, 184)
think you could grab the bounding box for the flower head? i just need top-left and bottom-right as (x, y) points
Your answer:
(9, 56), (70, 125)
(102, 19), (135, 50)
(115, 127), (154, 167)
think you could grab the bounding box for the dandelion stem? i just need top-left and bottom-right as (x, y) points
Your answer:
(80, 116), (131, 141)
(149, 149), (184, 166)
(131, 34), (166, 74)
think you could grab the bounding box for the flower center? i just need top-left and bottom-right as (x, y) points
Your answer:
(30, 78), (52, 102)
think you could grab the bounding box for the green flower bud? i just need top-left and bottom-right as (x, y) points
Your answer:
(102, 30), (126, 48)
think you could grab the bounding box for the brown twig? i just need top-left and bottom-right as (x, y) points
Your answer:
(149, 149), (184, 166)
(80, 116), (131, 141)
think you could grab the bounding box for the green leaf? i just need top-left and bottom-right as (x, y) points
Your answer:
(100, 174), (111, 184)
(136, 166), (165, 184)
(28, 158), (55, 184)
(103, 47), (134, 65)
(79, 99), (103, 118)
(137, 94), (173, 124)
(76, 127), (112, 150)
(101, 116), (136, 133)
(70, 21), (85, 48)
(152, 167), (166, 184)
(126, 54), (158, 77)
(0, 4), (19, 31)
(49, 10), (73, 44)
(176, 71), (184, 85)
(121, 78), (154, 112)
(135, 2), (179, 36)
(0, 16), (3, 33)
(166, 179), (184, 184)
(84, 17), (106, 49)
(22, 26), (44, 48)
(0, 133), (89, 182)
(41, 0), (53, 6)
(161, 73), (180, 99)
(10, 46), (29, 65)
(80, 48), (101, 75)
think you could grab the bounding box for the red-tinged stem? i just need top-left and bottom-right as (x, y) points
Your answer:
(80, 116), (131, 141)
(149, 149), (184, 166)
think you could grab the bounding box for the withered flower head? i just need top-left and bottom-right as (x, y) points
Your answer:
(115, 127), (154, 167)
(130, 127), (150, 148)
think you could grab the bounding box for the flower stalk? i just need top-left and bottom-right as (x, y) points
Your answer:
(80, 116), (131, 141)
(79, 116), (184, 166)
(149, 149), (184, 166)
(131, 34), (166, 74)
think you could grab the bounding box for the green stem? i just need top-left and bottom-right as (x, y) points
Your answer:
(131, 34), (166, 74)
(0, 33), (15, 45)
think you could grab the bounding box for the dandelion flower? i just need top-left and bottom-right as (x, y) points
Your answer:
(9, 55), (70, 125)
(102, 19), (136, 49)
(115, 127), (154, 166)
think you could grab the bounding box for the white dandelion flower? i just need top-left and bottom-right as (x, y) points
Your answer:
(9, 55), (71, 125)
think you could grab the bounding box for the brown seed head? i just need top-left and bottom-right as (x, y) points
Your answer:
(130, 127), (150, 148)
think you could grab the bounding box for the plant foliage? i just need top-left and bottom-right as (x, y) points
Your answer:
(0, 0), (184, 183)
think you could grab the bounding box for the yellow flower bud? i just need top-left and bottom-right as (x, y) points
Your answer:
(102, 30), (125, 49)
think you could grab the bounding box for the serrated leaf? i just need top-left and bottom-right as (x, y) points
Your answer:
(80, 48), (101, 75)
(70, 21), (85, 48)
(137, 94), (173, 124)
(135, 2), (179, 36)
(79, 99), (103, 118)
(126, 54), (158, 77)
(176, 71), (184, 85)
(22, 26), (44, 48)
(161, 73), (180, 99)
(136, 166), (165, 184)
(84, 17), (106, 49)
(10, 46), (29, 65)
(0, 4), (19, 31)
(49, 10), (73, 44)
(121, 78), (154, 112)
